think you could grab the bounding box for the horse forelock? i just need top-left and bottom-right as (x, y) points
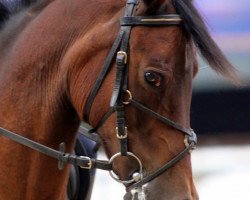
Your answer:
(141, 0), (238, 83)
(173, 0), (239, 83)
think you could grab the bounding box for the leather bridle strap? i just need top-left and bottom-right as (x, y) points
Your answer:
(83, 29), (124, 123)
(81, 0), (195, 187)
(129, 98), (193, 136)
(120, 93), (197, 190)
(0, 127), (112, 171)
(83, 0), (140, 124)
(121, 15), (182, 26)
(109, 0), (139, 156)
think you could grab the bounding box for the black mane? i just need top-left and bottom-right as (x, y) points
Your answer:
(173, 0), (238, 82)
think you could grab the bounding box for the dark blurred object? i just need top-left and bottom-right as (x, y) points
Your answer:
(191, 87), (250, 134)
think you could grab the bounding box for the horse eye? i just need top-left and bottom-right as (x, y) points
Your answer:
(144, 71), (162, 87)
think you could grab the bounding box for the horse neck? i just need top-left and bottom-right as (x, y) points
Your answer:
(63, 1), (125, 121)
(0, 0), (125, 139)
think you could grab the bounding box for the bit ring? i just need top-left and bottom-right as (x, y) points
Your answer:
(109, 152), (143, 184)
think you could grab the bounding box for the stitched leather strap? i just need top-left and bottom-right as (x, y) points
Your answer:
(108, 0), (138, 156)
(110, 52), (127, 107)
(121, 15), (182, 26)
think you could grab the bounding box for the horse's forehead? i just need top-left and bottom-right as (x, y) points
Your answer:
(130, 27), (183, 65)
(141, 0), (177, 14)
(131, 26), (181, 46)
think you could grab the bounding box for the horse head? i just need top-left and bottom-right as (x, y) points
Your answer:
(83, 1), (197, 199)
(79, 0), (237, 199)
(0, 0), (237, 199)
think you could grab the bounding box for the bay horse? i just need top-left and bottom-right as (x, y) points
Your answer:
(0, 0), (237, 199)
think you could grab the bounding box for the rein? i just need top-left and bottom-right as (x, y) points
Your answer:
(0, 0), (197, 191)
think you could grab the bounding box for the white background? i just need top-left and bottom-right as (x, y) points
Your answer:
(91, 145), (250, 200)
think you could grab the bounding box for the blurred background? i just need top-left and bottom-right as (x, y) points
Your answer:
(192, 0), (250, 138)
(91, 0), (250, 199)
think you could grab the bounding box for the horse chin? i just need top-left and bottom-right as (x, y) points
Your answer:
(123, 184), (148, 200)
(123, 180), (199, 200)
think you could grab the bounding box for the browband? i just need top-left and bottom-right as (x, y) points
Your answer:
(121, 15), (182, 26)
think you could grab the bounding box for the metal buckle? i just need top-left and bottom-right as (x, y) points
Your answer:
(123, 90), (132, 105)
(117, 51), (127, 64)
(79, 156), (92, 169)
(116, 126), (128, 139)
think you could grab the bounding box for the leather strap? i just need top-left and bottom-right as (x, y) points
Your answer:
(126, 142), (195, 190)
(108, 0), (138, 156)
(89, 108), (116, 133)
(0, 126), (112, 171)
(121, 15), (182, 26)
(130, 98), (194, 136)
(115, 105), (128, 156)
(110, 52), (127, 107)
(84, 30), (124, 122)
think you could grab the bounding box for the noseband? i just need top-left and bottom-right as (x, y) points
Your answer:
(0, 0), (197, 192)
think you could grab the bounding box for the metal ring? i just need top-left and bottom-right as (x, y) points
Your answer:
(108, 152), (143, 184)
(123, 90), (132, 105)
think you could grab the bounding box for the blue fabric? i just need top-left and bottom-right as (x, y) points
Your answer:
(71, 134), (97, 199)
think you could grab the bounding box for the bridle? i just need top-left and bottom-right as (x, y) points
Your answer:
(0, 0), (197, 192)
(83, 0), (197, 189)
